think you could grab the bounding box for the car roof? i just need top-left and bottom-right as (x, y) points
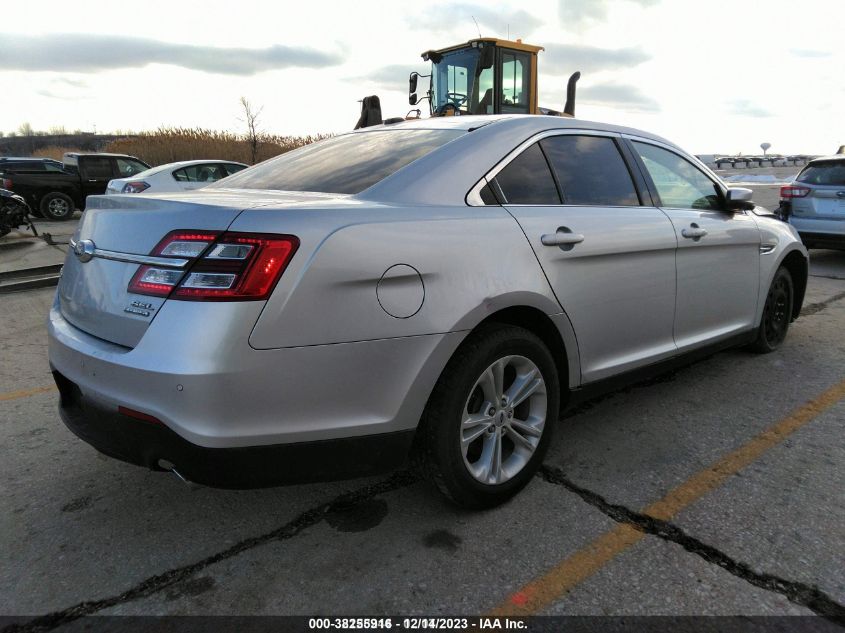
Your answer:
(353, 113), (675, 146)
(808, 155), (845, 164)
(356, 114), (680, 205)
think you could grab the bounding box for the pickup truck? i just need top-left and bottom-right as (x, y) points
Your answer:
(0, 153), (149, 220)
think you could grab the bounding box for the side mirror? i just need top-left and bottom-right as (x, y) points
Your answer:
(725, 187), (755, 211)
(409, 72), (419, 105)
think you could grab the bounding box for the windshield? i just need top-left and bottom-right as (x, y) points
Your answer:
(432, 48), (482, 114)
(209, 129), (464, 195)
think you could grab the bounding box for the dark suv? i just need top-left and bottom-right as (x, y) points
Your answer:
(0, 153), (149, 220)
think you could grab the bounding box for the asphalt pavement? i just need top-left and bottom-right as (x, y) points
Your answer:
(1, 180), (844, 625)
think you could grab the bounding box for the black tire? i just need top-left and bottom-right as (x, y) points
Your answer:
(750, 267), (793, 353)
(39, 192), (75, 221)
(414, 323), (560, 509)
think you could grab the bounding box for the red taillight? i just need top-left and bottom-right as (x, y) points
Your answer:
(122, 181), (150, 193)
(1, 178), (12, 189)
(127, 230), (298, 301)
(780, 185), (810, 199)
(128, 230), (219, 297)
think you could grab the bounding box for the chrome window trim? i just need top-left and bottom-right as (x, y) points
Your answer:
(466, 128), (637, 208)
(69, 238), (190, 268)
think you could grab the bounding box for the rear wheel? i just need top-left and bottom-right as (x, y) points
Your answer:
(414, 324), (559, 508)
(750, 267), (793, 353)
(40, 192), (74, 221)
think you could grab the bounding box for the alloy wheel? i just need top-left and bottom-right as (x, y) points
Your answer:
(460, 355), (547, 485)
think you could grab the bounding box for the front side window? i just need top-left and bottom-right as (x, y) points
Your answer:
(541, 135), (639, 206)
(210, 129), (463, 195)
(633, 142), (722, 211)
(493, 143), (560, 205)
(115, 158), (148, 177)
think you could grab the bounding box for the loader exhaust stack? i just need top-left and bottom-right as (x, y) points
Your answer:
(563, 71), (581, 117)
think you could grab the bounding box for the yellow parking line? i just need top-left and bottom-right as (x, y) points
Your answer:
(494, 377), (845, 615)
(0, 385), (56, 402)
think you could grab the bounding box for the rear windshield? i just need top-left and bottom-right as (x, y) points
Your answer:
(796, 161), (845, 186)
(210, 129), (464, 195)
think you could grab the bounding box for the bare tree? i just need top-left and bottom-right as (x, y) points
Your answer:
(239, 97), (264, 164)
(17, 122), (34, 137)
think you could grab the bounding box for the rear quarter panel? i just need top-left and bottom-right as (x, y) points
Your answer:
(231, 204), (564, 348)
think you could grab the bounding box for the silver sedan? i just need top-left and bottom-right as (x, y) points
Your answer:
(48, 115), (808, 508)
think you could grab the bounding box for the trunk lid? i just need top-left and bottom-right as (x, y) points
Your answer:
(58, 192), (259, 348)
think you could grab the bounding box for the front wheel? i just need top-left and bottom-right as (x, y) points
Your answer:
(414, 324), (560, 509)
(750, 267), (793, 353)
(39, 192), (75, 221)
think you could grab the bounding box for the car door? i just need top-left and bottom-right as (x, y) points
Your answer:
(489, 131), (679, 383)
(627, 139), (760, 350)
(79, 157), (114, 199)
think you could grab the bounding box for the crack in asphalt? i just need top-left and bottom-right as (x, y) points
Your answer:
(538, 464), (845, 621)
(1, 471), (417, 633)
(801, 291), (845, 316)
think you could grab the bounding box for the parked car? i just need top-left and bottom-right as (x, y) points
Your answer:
(106, 160), (248, 195)
(1, 152), (149, 220)
(778, 155), (845, 250)
(48, 115), (808, 508)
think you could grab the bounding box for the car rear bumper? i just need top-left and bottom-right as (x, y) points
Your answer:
(48, 296), (465, 450)
(789, 217), (845, 249)
(53, 369), (414, 487)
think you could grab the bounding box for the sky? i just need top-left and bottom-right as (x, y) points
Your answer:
(1, 0), (843, 155)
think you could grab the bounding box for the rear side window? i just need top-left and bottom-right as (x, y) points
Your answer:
(541, 135), (639, 206)
(796, 161), (845, 186)
(173, 164), (228, 182)
(82, 158), (113, 178)
(212, 129), (463, 194)
(494, 143), (560, 205)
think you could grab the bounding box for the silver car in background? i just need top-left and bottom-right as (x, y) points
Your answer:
(48, 115), (808, 508)
(779, 155), (845, 250)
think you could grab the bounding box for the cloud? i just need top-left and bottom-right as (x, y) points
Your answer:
(577, 82), (660, 112)
(542, 43), (650, 74)
(413, 3), (543, 38)
(559, 0), (660, 26)
(727, 99), (772, 118)
(0, 34), (342, 75)
(360, 64), (430, 92)
(789, 48), (832, 58)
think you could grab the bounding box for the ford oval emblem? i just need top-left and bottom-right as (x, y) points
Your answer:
(74, 239), (96, 263)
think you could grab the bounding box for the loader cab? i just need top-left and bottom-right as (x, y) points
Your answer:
(412, 39), (542, 117)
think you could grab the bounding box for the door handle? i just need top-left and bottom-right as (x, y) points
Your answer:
(681, 224), (708, 240)
(541, 231), (585, 247)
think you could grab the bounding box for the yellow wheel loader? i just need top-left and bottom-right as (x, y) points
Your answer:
(355, 38), (580, 128)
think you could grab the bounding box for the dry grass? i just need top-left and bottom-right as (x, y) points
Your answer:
(32, 146), (82, 161)
(103, 127), (328, 166)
